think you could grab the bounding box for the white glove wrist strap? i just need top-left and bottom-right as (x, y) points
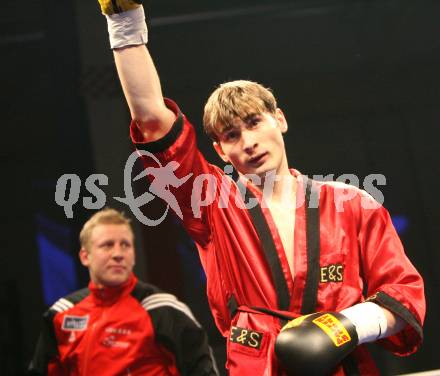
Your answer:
(105, 6), (148, 49)
(340, 302), (388, 345)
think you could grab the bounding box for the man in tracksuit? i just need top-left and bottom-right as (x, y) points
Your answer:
(29, 208), (218, 375)
(94, 0), (425, 374)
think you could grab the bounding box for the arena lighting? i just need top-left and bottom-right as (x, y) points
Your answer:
(35, 214), (78, 305)
(391, 215), (410, 235)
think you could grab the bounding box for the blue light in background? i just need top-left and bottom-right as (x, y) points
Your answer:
(391, 215), (410, 235)
(176, 243), (207, 285)
(36, 214), (78, 306)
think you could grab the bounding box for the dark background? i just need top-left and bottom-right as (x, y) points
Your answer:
(2, 0), (439, 374)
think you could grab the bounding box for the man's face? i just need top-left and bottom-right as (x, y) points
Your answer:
(80, 224), (135, 287)
(214, 109), (289, 179)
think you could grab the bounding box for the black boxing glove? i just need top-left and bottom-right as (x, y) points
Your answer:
(275, 312), (358, 376)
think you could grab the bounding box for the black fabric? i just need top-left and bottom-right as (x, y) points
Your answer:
(250, 306), (295, 322)
(227, 294), (239, 318)
(134, 280), (217, 375)
(28, 311), (58, 376)
(134, 112), (184, 154)
(28, 289), (90, 375)
(301, 178), (321, 314)
(238, 180), (291, 311)
(341, 354), (361, 376)
(64, 287), (90, 304)
(368, 291), (423, 340)
(148, 305), (218, 375)
(130, 280), (161, 302)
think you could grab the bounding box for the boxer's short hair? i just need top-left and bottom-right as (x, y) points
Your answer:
(203, 80), (277, 142)
(80, 208), (132, 249)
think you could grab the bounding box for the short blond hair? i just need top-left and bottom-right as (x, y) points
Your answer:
(203, 80), (277, 141)
(79, 208), (132, 249)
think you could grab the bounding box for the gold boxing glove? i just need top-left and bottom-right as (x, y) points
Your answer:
(98, 0), (142, 15)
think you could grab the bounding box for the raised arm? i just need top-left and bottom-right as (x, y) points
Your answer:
(98, 1), (175, 141)
(114, 45), (175, 140)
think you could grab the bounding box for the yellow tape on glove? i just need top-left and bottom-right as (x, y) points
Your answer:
(99, 0), (141, 15)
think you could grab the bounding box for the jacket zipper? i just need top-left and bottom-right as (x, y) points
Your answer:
(83, 306), (106, 374)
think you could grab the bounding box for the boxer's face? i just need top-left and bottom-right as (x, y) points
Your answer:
(80, 224), (135, 287)
(213, 108), (289, 179)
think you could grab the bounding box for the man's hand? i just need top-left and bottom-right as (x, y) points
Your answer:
(275, 312), (358, 375)
(98, 0), (142, 15)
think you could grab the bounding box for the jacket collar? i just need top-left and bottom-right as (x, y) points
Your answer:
(88, 273), (137, 305)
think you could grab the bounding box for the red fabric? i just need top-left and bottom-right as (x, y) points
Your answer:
(131, 100), (425, 375)
(48, 274), (178, 376)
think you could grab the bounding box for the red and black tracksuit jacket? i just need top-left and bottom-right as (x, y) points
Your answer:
(29, 274), (218, 375)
